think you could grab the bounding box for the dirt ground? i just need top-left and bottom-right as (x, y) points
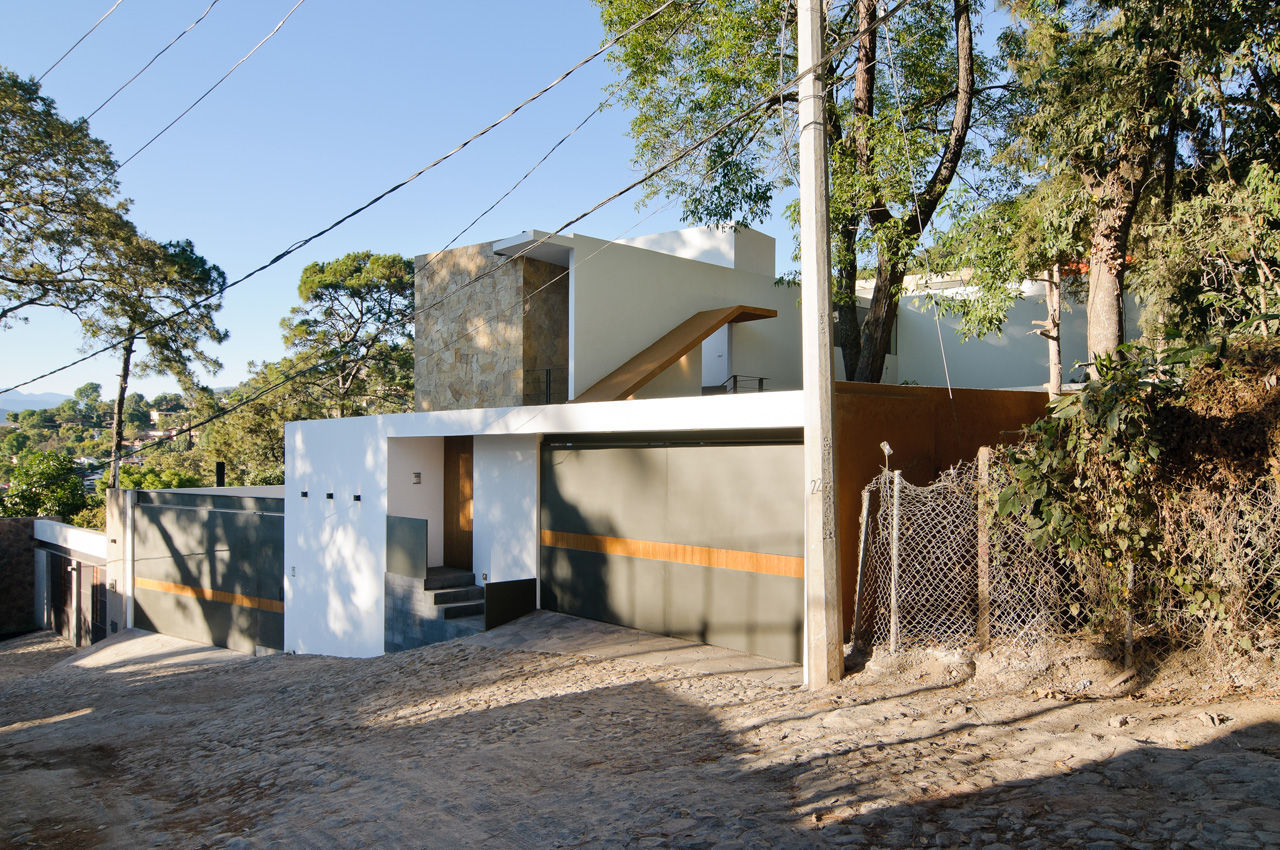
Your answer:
(1, 623), (1278, 849)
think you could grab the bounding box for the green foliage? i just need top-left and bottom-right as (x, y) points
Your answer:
(1135, 162), (1280, 342)
(0, 450), (88, 518)
(911, 0), (1274, 371)
(595, 0), (993, 378)
(82, 238), (228, 397)
(595, 0), (792, 226)
(282, 251), (414, 417)
(69, 495), (105, 531)
(197, 356), (326, 486)
(0, 67), (129, 327)
(997, 337), (1280, 644)
(932, 175), (1090, 339)
(99, 464), (203, 492)
(999, 346), (1171, 570)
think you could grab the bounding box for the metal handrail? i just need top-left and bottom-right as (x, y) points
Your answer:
(719, 374), (768, 393)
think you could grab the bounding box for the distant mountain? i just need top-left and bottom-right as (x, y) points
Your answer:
(0, 390), (73, 415)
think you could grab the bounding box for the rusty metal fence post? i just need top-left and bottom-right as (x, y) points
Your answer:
(889, 470), (902, 653)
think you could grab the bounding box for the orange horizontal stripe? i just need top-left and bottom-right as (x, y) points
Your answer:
(541, 529), (803, 579)
(135, 576), (284, 613)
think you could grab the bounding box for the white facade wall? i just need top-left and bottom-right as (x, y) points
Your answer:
(32, 519), (109, 560)
(568, 229), (801, 399)
(387, 437), (444, 568)
(285, 416), (389, 658)
(614, 224), (776, 272)
(702, 325), (732, 387)
(472, 434), (539, 584)
(634, 350), (702, 400)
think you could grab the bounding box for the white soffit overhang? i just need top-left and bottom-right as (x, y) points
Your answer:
(292, 391), (804, 441)
(492, 230), (574, 267)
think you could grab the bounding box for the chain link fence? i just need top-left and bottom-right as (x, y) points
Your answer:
(855, 449), (1280, 657)
(855, 450), (1085, 652)
(1156, 479), (1280, 653)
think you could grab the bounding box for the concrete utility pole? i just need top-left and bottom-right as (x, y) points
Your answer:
(797, 0), (843, 689)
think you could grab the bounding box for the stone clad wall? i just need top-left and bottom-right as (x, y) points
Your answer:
(414, 243), (525, 411)
(522, 258), (570, 405)
(0, 517), (37, 638)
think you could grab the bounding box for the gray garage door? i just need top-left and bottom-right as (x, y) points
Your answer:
(132, 491), (284, 653)
(540, 433), (804, 663)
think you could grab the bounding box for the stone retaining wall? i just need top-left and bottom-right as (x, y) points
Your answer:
(0, 517), (37, 638)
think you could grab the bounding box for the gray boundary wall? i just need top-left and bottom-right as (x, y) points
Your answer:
(131, 490), (284, 653)
(540, 436), (805, 663)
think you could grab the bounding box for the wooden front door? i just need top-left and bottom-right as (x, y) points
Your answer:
(443, 436), (473, 571)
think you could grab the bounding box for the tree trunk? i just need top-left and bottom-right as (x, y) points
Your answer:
(109, 334), (135, 489)
(836, 300), (861, 380)
(850, 0), (973, 383)
(1086, 244), (1126, 372)
(834, 224), (862, 380)
(855, 259), (907, 382)
(1085, 178), (1143, 374)
(1047, 265), (1062, 398)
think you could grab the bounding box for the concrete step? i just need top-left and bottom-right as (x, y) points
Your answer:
(424, 567), (476, 591)
(432, 585), (484, 605)
(438, 600), (484, 620)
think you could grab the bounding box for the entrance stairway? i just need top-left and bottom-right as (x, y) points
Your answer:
(385, 567), (485, 653)
(424, 567), (485, 620)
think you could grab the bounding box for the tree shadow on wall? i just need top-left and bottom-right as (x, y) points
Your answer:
(537, 452), (622, 629)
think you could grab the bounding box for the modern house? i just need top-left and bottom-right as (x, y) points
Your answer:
(282, 225), (1051, 673)
(48, 225), (1132, 680)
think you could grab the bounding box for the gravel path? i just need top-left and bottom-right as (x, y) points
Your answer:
(1, 627), (1278, 848)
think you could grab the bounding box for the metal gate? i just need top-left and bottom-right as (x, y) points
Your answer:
(131, 490), (284, 654)
(539, 434), (805, 663)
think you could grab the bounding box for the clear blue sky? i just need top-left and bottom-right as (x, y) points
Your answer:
(0, 0), (795, 401)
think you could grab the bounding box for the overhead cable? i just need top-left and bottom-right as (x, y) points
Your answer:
(110, 0), (309, 177)
(1, 0), (687, 395)
(87, 0), (223, 121)
(38, 0), (124, 83)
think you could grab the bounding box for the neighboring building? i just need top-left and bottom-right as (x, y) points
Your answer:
(872, 272), (1144, 391)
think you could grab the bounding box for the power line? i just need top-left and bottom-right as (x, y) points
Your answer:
(38, 0), (124, 83)
(413, 0), (913, 321)
(95, 1), (915, 473)
(1, 0), (688, 396)
(410, 0), (706, 306)
(110, 0), (309, 177)
(87, 0), (223, 121)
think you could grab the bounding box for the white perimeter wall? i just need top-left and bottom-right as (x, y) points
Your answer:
(285, 416), (389, 657)
(568, 231), (801, 399)
(33, 519), (109, 560)
(889, 291), (1144, 389)
(473, 434), (539, 584)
